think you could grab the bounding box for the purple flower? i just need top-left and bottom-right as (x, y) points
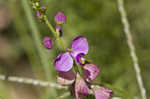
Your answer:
(42, 37), (52, 49)
(55, 11), (66, 24)
(75, 73), (91, 99)
(71, 36), (88, 65)
(57, 70), (75, 85)
(84, 63), (100, 82)
(36, 10), (41, 19)
(54, 36), (88, 72)
(92, 85), (113, 99)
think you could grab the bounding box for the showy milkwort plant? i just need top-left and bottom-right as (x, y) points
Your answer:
(30, 0), (113, 98)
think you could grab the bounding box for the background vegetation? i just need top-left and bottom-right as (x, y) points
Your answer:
(0, 0), (149, 99)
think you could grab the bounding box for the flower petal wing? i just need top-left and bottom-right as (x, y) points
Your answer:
(54, 52), (73, 72)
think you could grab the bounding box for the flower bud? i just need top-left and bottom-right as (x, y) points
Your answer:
(91, 85), (113, 99)
(55, 11), (66, 24)
(83, 63), (100, 82)
(42, 37), (52, 49)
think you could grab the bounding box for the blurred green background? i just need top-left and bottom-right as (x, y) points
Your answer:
(0, 0), (150, 99)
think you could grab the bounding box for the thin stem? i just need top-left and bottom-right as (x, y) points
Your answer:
(44, 16), (66, 50)
(44, 16), (57, 37)
(0, 74), (68, 89)
(117, 0), (147, 99)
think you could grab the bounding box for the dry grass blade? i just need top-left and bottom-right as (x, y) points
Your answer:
(0, 74), (68, 89)
(117, 0), (147, 99)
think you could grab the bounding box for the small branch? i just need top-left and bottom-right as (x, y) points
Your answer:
(117, 0), (147, 99)
(0, 74), (68, 89)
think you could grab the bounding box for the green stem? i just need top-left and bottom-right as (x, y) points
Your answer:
(44, 16), (66, 50)
(44, 16), (57, 36)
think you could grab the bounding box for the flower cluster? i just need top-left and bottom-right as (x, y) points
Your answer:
(54, 36), (113, 99)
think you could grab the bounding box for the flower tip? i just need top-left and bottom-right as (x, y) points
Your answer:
(42, 37), (52, 49)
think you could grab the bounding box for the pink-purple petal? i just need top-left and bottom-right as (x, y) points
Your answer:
(71, 36), (88, 59)
(75, 73), (91, 99)
(84, 63), (100, 82)
(92, 85), (113, 99)
(54, 52), (73, 72)
(57, 70), (75, 85)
